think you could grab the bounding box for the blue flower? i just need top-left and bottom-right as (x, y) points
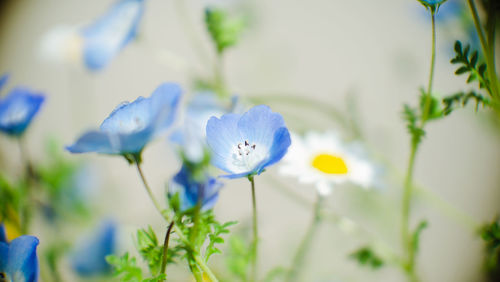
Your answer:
(66, 83), (181, 160)
(0, 74), (8, 92)
(206, 105), (291, 178)
(0, 81), (45, 137)
(0, 232), (40, 282)
(169, 165), (222, 211)
(71, 221), (116, 276)
(170, 92), (240, 163)
(81, 0), (145, 71)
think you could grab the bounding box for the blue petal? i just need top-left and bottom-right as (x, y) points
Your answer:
(0, 74), (9, 93)
(0, 224), (6, 243)
(6, 235), (39, 282)
(71, 221), (116, 276)
(0, 88), (45, 136)
(148, 82), (182, 134)
(66, 130), (117, 154)
(0, 242), (8, 271)
(206, 113), (242, 173)
(237, 105), (286, 150)
(81, 0), (145, 70)
(100, 97), (152, 134)
(255, 127), (291, 172)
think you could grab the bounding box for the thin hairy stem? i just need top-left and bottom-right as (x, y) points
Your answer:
(249, 175), (258, 282)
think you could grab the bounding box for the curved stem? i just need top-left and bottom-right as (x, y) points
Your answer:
(136, 163), (163, 216)
(134, 162), (219, 282)
(249, 175), (258, 282)
(160, 221), (175, 280)
(285, 194), (323, 282)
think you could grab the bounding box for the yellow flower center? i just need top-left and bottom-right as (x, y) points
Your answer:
(311, 154), (348, 174)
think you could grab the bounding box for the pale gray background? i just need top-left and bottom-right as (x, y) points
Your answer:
(0, 0), (499, 281)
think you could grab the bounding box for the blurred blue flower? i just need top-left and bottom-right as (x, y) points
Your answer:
(66, 83), (182, 160)
(0, 233), (40, 282)
(0, 74), (8, 92)
(0, 224), (6, 243)
(71, 221), (116, 276)
(81, 0), (145, 71)
(170, 93), (240, 163)
(169, 165), (222, 211)
(206, 105), (291, 178)
(0, 81), (45, 137)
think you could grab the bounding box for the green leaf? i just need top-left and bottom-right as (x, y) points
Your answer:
(205, 7), (245, 54)
(412, 220), (428, 253)
(450, 40), (491, 93)
(106, 253), (143, 282)
(137, 226), (163, 275)
(349, 246), (384, 269)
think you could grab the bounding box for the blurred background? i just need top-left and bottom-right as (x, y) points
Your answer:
(0, 0), (499, 281)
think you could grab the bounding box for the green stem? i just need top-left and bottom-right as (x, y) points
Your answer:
(249, 175), (258, 282)
(467, 0), (500, 99)
(160, 221), (175, 280)
(135, 163), (163, 217)
(421, 11), (436, 124)
(285, 194), (323, 282)
(135, 162), (219, 282)
(214, 53), (228, 98)
(401, 144), (419, 280)
(485, 1), (500, 99)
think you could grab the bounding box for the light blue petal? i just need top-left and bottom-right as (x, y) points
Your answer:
(256, 127), (291, 172)
(114, 127), (154, 153)
(0, 74), (9, 93)
(206, 113), (243, 173)
(218, 171), (252, 179)
(0, 88), (45, 136)
(149, 82), (182, 134)
(66, 130), (117, 154)
(6, 235), (39, 282)
(71, 221), (116, 276)
(82, 0), (145, 70)
(237, 105), (286, 150)
(100, 97), (152, 134)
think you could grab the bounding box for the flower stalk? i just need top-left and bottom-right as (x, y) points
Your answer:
(285, 194), (323, 282)
(401, 8), (437, 281)
(249, 175), (259, 282)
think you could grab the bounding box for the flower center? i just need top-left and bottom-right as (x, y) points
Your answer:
(311, 154), (348, 174)
(231, 140), (261, 171)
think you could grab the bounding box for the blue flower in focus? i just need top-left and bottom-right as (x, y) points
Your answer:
(71, 221), (116, 276)
(169, 165), (222, 211)
(0, 228), (40, 282)
(0, 75), (45, 137)
(81, 0), (144, 71)
(206, 105), (291, 178)
(66, 83), (181, 161)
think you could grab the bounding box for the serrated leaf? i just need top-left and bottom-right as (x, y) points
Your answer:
(455, 66), (469, 75)
(470, 51), (478, 67)
(454, 40), (462, 54)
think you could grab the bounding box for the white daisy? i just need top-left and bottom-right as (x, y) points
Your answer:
(280, 131), (376, 195)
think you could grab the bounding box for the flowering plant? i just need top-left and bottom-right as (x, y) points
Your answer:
(1, 0), (500, 281)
